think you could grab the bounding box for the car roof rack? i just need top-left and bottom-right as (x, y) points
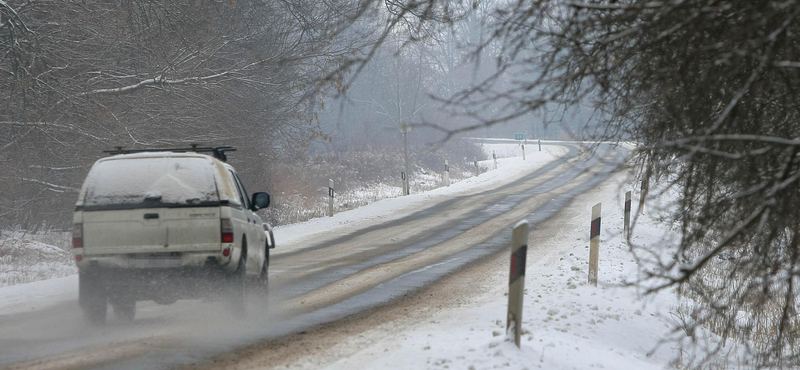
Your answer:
(103, 145), (237, 162)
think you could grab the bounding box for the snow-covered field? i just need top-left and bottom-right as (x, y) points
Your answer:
(0, 236), (77, 315)
(480, 142), (530, 159)
(0, 275), (77, 315)
(0, 237), (76, 288)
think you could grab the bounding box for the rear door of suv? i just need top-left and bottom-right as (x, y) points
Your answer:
(78, 155), (222, 256)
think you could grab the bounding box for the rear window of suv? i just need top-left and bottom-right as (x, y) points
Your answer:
(81, 157), (219, 209)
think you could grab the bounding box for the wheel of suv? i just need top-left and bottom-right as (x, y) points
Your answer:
(79, 272), (107, 325)
(257, 243), (270, 299)
(259, 243), (269, 283)
(111, 296), (136, 322)
(229, 237), (247, 315)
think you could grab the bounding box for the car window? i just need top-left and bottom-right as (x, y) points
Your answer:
(218, 166), (242, 206)
(221, 168), (242, 206)
(229, 170), (250, 209)
(234, 173), (252, 210)
(83, 157), (219, 208)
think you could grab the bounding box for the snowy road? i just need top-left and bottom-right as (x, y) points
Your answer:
(0, 142), (627, 370)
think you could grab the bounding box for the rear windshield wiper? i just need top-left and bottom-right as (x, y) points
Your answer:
(144, 194), (163, 202)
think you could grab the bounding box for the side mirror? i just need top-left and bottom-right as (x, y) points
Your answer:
(251, 192), (270, 211)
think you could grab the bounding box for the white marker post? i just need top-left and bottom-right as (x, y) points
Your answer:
(639, 160), (652, 214)
(588, 203), (601, 286)
(493, 151), (498, 170)
(444, 160), (450, 187)
(328, 179), (335, 217)
(639, 179), (647, 214)
(400, 122), (412, 197)
(522, 145), (526, 160)
(624, 191), (632, 240)
(507, 220), (529, 348)
(401, 171), (408, 196)
(474, 158), (480, 177)
(538, 139), (541, 152)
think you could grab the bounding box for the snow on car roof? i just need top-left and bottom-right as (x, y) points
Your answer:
(98, 151), (221, 162)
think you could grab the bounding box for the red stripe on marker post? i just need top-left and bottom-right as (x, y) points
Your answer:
(590, 217), (601, 239)
(588, 203), (602, 286)
(509, 246), (527, 285)
(624, 191), (632, 240)
(510, 254), (517, 279)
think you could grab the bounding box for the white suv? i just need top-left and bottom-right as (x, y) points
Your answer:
(72, 146), (274, 324)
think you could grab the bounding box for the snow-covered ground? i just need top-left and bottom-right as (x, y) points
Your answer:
(480, 142), (533, 159)
(0, 238), (76, 287)
(0, 237), (78, 315)
(299, 168), (698, 370)
(0, 275), (77, 316)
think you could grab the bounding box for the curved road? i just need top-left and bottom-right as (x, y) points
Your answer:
(0, 141), (627, 370)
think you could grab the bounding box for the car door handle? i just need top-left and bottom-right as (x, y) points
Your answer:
(144, 213), (159, 219)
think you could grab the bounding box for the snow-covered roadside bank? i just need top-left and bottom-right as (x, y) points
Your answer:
(311, 169), (694, 370)
(0, 276), (77, 316)
(0, 238), (76, 287)
(273, 144), (568, 248)
(0, 237), (77, 315)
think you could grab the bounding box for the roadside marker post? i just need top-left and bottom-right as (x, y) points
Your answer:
(522, 145), (525, 160)
(507, 220), (529, 348)
(444, 160), (450, 187)
(493, 151), (498, 170)
(639, 179), (647, 214)
(328, 179), (335, 217)
(624, 191), (631, 240)
(538, 139), (541, 152)
(474, 158), (480, 177)
(588, 203), (601, 286)
(639, 159), (652, 214)
(400, 122), (411, 197)
(401, 171), (408, 196)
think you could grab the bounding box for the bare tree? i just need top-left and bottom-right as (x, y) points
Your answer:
(381, 0), (800, 367)
(306, 0), (800, 366)
(0, 0), (372, 230)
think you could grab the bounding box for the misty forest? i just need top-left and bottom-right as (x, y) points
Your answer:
(2, 1), (800, 369)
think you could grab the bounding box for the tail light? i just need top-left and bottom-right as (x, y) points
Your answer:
(221, 219), (234, 243)
(72, 223), (83, 248)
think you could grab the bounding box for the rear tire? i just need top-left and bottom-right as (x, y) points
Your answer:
(229, 238), (247, 316)
(257, 244), (270, 304)
(79, 273), (107, 325)
(259, 245), (269, 285)
(111, 296), (136, 322)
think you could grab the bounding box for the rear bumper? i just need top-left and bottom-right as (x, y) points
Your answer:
(79, 265), (236, 302)
(73, 248), (234, 271)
